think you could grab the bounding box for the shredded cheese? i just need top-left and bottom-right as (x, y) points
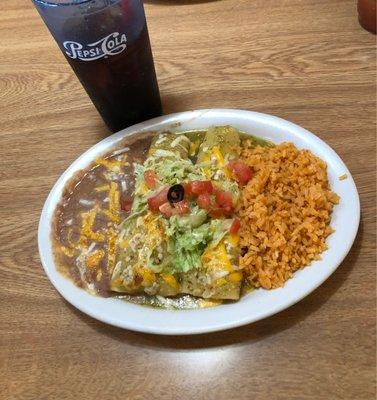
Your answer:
(95, 184), (110, 192)
(86, 250), (105, 269)
(60, 246), (75, 257)
(95, 155), (129, 172)
(80, 208), (105, 245)
(107, 227), (117, 273)
(102, 182), (121, 224)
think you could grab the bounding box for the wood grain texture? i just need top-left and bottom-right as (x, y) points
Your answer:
(0, 0), (375, 399)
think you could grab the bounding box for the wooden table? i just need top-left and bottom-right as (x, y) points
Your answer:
(1, 0), (375, 399)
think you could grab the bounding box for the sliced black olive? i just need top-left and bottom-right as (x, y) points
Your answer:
(168, 184), (185, 203)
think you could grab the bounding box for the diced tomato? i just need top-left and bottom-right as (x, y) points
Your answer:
(208, 207), (226, 218)
(214, 189), (233, 209)
(159, 202), (173, 218)
(190, 180), (214, 195)
(210, 190), (234, 218)
(172, 200), (190, 215)
(144, 170), (158, 189)
(227, 160), (253, 186)
(230, 218), (241, 234)
(197, 193), (211, 209)
(223, 205), (233, 215)
(209, 206), (233, 218)
(183, 180), (213, 198)
(159, 200), (190, 217)
(183, 182), (194, 198)
(147, 187), (169, 212)
(121, 199), (133, 212)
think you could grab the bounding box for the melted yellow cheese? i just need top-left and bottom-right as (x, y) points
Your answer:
(202, 241), (233, 272)
(140, 268), (156, 286)
(200, 146), (233, 179)
(228, 271), (243, 282)
(118, 238), (129, 249)
(212, 146), (224, 166)
(223, 166), (232, 179)
(162, 273), (180, 291)
(228, 233), (240, 247)
(215, 277), (227, 287)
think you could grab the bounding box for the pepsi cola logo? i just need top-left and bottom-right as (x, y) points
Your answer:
(63, 32), (127, 61)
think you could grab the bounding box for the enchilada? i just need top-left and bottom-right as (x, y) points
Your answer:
(111, 127), (244, 300)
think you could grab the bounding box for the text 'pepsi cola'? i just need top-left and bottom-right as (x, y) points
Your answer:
(32, 0), (162, 132)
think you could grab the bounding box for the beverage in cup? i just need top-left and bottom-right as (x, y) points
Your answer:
(32, 0), (162, 132)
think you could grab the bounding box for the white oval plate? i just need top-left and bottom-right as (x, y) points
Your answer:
(39, 109), (360, 335)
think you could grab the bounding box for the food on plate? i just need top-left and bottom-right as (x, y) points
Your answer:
(52, 133), (154, 296)
(52, 126), (339, 308)
(111, 130), (242, 300)
(237, 141), (340, 289)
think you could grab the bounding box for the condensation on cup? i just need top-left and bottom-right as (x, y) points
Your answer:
(32, 0), (162, 132)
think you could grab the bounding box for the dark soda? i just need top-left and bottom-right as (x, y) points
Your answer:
(32, 0), (162, 132)
(65, 24), (162, 132)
